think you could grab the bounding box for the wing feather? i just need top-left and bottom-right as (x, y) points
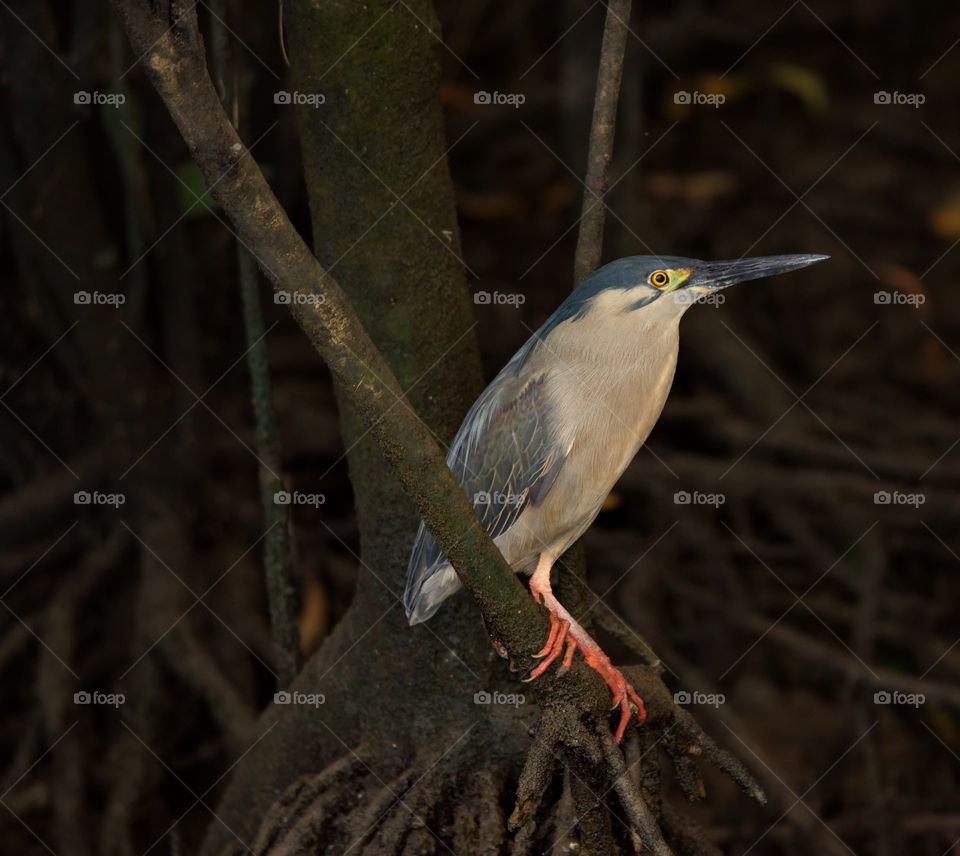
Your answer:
(403, 354), (564, 624)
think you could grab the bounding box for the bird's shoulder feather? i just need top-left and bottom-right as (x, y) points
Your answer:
(403, 352), (566, 623)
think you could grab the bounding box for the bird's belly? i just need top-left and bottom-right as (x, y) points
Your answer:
(499, 350), (678, 570)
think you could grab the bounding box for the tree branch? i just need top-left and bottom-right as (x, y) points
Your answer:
(110, 0), (548, 666)
(573, 0), (633, 283)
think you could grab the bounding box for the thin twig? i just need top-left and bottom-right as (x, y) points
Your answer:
(237, 245), (301, 687)
(210, 0), (300, 687)
(573, 0), (633, 284)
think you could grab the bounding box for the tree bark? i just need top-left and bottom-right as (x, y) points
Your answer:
(197, 1), (539, 848)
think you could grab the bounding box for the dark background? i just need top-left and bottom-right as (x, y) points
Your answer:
(2, 1), (959, 854)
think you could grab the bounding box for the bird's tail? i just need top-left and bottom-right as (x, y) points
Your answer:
(403, 521), (463, 624)
(405, 562), (461, 625)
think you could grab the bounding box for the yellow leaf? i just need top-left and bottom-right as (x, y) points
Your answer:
(768, 63), (829, 114)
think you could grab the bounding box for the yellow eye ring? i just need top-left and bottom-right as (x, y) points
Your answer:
(649, 270), (669, 288)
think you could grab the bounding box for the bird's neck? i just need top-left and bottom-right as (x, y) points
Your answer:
(544, 310), (682, 455)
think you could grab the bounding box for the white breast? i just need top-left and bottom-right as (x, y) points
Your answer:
(497, 291), (686, 569)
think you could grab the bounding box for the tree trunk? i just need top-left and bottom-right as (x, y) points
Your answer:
(201, 3), (536, 852)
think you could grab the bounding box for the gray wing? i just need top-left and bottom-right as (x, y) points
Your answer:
(403, 354), (565, 624)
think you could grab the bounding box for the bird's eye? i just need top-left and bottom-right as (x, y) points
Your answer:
(649, 271), (670, 288)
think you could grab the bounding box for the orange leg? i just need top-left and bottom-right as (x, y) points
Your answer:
(524, 554), (646, 741)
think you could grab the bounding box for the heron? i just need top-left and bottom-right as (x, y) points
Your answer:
(404, 253), (829, 739)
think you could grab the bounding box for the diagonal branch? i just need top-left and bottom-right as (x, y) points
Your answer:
(109, 0), (551, 667)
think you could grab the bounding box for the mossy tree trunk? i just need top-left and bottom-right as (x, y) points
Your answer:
(201, 4), (540, 852)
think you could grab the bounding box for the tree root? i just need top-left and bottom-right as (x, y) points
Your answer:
(347, 769), (418, 853)
(249, 752), (369, 855)
(475, 766), (510, 845)
(509, 689), (673, 855)
(624, 665), (765, 806)
(238, 659), (766, 856)
(38, 528), (124, 856)
(250, 751), (480, 856)
(598, 728), (670, 854)
(541, 772), (577, 856)
(367, 771), (442, 856)
(507, 664), (764, 855)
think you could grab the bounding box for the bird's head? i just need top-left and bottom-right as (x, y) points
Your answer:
(517, 253), (829, 368)
(573, 253), (830, 316)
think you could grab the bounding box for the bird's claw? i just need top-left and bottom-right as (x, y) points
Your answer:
(532, 612), (569, 660)
(525, 618), (646, 740)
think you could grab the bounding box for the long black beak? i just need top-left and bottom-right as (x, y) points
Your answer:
(686, 254), (829, 290)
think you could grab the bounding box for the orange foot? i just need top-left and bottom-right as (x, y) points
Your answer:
(523, 578), (646, 742)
